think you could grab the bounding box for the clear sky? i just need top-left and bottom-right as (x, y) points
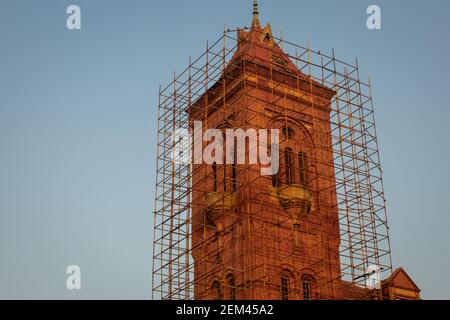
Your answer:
(0, 0), (449, 300)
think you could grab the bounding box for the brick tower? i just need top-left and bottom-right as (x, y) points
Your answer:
(190, 2), (342, 300)
(148, 1), (423, 301)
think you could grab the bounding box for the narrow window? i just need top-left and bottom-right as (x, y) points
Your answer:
(272, 173), (278, 187)
(281, 275), (289, 300)
(303, 276), (313, 300)
(293, 223), (301, 251)
(212, 280), (222, 300)
(284, 148), (294, 184)
(298, 152), (307, 186)
(212, 162), (218, 192)
(232, 164), (237, 191)
(227, 274), (236, 300)
(270, 145), (278, 187)
(223, 164), (227, 192)
(232, 148), (237, 191)
(215, 232), (222, 263)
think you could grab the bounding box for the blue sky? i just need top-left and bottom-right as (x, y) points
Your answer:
(0, 0), (449, 299)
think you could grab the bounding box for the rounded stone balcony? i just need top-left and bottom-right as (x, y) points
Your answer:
(277, 184), (312, 216)
(205, 192), (236, 222)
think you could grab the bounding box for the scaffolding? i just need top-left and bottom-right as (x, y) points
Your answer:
(151, 25), (392, 300)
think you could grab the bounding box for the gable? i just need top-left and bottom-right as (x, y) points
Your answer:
(384, 268), (420, 292)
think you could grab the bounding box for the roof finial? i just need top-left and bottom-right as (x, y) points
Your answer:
(251, 0), (261, 28)
(253, 0), (259, 16)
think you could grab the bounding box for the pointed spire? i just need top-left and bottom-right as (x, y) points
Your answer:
(251, 0), (261, 28)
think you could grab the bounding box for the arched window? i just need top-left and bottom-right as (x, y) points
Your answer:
(302, 275), (313, 300)
(226, 274), (236, 300)
(282, 126), (294, 139)
(284, 148), (294, 184)
(212, 162), (218, 192)
(298, 152), (307, 186)
(281, 274), (289, 300)
(212, 280), (222, 300)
